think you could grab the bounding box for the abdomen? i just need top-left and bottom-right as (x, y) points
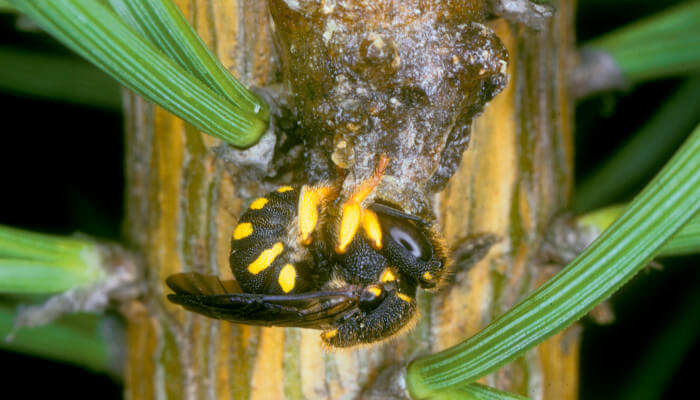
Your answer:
(229, 186), (313, 294)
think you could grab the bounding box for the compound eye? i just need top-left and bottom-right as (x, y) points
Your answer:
(390, 227), (424, 258)
(376, 210), (432, 262)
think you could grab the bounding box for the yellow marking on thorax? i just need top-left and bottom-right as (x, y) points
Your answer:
(422, 271), (434, 281)
(396, 293), (412, 303)
(367, 286), (382, 297)
(380, 268), (396, 283)
(278, 264), (296, 293)
(248, 242), (284, 275)
(361, 209), (382, 249)
(250, 197), (268, 210)
(335, 202), (361, 254)
(233, 222), (253, 240)
(277, 186), (294, 193)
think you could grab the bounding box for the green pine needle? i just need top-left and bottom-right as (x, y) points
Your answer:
(0, 46), (121, 109)
(0, 225), (103, 294)
(108, 0), (268, 120)
(406, 124), (700, 398)
(588, 2), (700, 84)
(0, 304), (115, 374)
(580, 207), (700, 257)
(435, 383), (531, 400)
(0, 0), (15, 12)
(574, 76), (700, 211)
(659, 212), (700, 256)
(11, 0), (268, 148)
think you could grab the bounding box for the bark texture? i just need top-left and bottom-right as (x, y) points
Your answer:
(123, 0), (578, 399)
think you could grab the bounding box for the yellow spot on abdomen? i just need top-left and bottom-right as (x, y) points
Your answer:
(248, 242), (284, 275)
(277, 186), (294, 193)
(278, 264), (297, 293)
(233, 222), (253, 240)
(250, 197), (268, 210)
(380, 268), (396, 283)
(397, 293), (412, 303)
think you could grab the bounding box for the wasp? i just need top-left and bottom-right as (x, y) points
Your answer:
(167, 156), (449, 347)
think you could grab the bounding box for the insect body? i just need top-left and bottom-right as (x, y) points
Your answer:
(167, 158), (448, 347)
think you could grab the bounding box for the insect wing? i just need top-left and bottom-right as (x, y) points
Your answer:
(166, 273), (359, 328)
(369, 203), (429, 225)
(166, 272), (238, 295)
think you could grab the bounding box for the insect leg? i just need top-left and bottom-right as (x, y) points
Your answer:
(321, 278), (417, 348)
(298, 184), (337, 245)
(335, 154), (390, 253)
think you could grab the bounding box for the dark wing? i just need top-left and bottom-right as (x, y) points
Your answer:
(165, 272), (359, 328)
(370, 203), (429, 226)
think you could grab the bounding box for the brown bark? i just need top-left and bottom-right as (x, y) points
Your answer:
(123, 0), (578, 399)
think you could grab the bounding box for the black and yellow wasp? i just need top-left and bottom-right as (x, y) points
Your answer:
(166, 156), (449, 347)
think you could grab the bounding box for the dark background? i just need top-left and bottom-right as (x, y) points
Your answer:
(0, 1), (697, 398)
